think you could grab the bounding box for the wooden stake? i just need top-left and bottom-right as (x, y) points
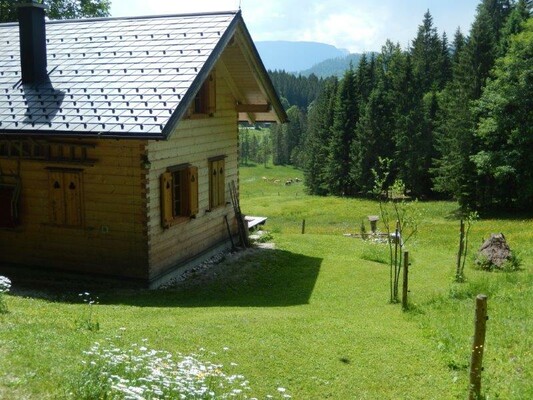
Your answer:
(402, 251), (409, 310)
(393, 220), (400, 301)
(224, 215), (235, 251)
(469, 294), (488, 400)
(456, 219), (465, 280)
(301, 219), (306, 234)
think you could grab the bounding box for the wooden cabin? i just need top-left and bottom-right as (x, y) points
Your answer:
(0, 3), (287, 287)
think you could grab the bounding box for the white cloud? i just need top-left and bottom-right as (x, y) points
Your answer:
(303, 13), (382, 52)
(110, 0), (479, 53)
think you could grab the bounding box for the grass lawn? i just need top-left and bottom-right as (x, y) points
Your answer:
(1, 163), (532, 399)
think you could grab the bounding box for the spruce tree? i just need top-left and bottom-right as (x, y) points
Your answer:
(392, 54), (429, 197)
(432, 0), (515, 209)
(304, 78), (338, 195)
(411, 10), (445, 92)
(325, 67), (359, 196)
(472, 17), (533, 209)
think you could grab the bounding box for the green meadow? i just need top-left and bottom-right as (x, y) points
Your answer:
(1, 164), (532, 399)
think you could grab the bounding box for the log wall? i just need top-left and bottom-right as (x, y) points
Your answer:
(0, 139), (149, 280)
(146, 64), (239, 281)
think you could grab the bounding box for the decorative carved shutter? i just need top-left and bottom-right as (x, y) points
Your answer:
(210, 162), (218, 208)
(217, 160), (225, 206)
(160, 172), (173, 228)
(188, 166), (199, 216)
(48, 171), (65, 225)
(64, 172), (82, 226)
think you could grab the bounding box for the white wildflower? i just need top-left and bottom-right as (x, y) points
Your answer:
(0, 276), (11, 293)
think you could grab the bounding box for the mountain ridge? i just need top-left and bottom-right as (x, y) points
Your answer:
(255, 40), (347, 73)
(255, 40), (367, 78)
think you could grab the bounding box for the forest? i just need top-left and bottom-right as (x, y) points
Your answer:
(241, 0), (532, 212)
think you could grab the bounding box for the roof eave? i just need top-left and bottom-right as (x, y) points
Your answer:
(233, 15), (288, 124)
(162, 11), (242, 138)
(0, 129), (166, 140)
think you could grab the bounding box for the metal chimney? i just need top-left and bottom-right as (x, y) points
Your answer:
(17, 1), (48, 83)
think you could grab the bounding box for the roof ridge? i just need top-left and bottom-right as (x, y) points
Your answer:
(0, 10), (239, 27)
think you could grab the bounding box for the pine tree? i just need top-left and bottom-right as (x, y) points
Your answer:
(451, 28), (467, 73)
(0, 0), (110, 22)
(285, 106), (307, 167)
(271, 123), (288, 165)
(440, 32), (453, 85)
(325, 67), (359, 196)
(356, 53), (375, 104)
(411, 10), (446, 92)
(472, 17), (533, 209)
(432, 0), (515, 209)
(392, 54), (429, 197)
(498, 0), (532, 55)
(304, 78), (338, 195)
(431, 83), (477, 208)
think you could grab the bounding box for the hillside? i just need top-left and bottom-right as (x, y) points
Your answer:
(301, 53), (373, 78)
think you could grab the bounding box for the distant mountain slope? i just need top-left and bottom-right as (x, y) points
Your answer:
(255, 41), (348, 72)
(301, 53), (371, 78)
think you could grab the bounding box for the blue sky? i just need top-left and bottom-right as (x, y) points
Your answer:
(110, 0), (481, 52)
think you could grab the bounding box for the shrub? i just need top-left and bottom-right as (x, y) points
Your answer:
(475, 253), (521, 272)
(0, 275), (11, 314)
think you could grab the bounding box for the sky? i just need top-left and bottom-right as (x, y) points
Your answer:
(110, 0), (481, 53)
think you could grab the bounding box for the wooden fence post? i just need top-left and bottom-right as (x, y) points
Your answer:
(301, 219), (306, 234)
(469, 294), (488, 400)
(402, 251), (409, 310)
(456, 219), (465, 280)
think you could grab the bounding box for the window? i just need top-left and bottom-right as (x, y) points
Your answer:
(209, 156), (226, 209)
(192, 72), (216, 115)
(0, 174), (21, 228)
(48, 169), (83, 226)
(160, 164), (198, 228)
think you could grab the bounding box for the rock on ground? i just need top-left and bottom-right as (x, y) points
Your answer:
(477, 233), (512, 269)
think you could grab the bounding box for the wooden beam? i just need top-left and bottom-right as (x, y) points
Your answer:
(235, 103), (271, 113)
(217, 59), (255, 123)
(234, 27), (285, 123)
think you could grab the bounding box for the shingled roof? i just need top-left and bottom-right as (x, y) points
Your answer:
(0, 9), (285, 139)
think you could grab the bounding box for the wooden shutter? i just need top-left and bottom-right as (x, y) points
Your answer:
(48, 170), (65, 225)
(160, 172), (173, 228)
(64, 172), (82, 226)
(188, 166), (199, 216)
(210, 161), (218, 208)
(207, 72), (216, 115)
(217, 160), (225, 206)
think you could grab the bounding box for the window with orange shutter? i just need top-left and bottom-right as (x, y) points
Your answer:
(160, 164), (198, 228)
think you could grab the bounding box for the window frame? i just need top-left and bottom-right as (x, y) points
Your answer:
(191, 72), (216, 117)
(160, 163), (199, 228)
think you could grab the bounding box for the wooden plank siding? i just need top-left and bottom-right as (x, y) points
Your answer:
(0, 140), (149, 280)
(146, 63), (239, 281)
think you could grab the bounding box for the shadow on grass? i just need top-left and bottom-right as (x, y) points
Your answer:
(112, 248), (322, 308)
(4, 248), (322, 308)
